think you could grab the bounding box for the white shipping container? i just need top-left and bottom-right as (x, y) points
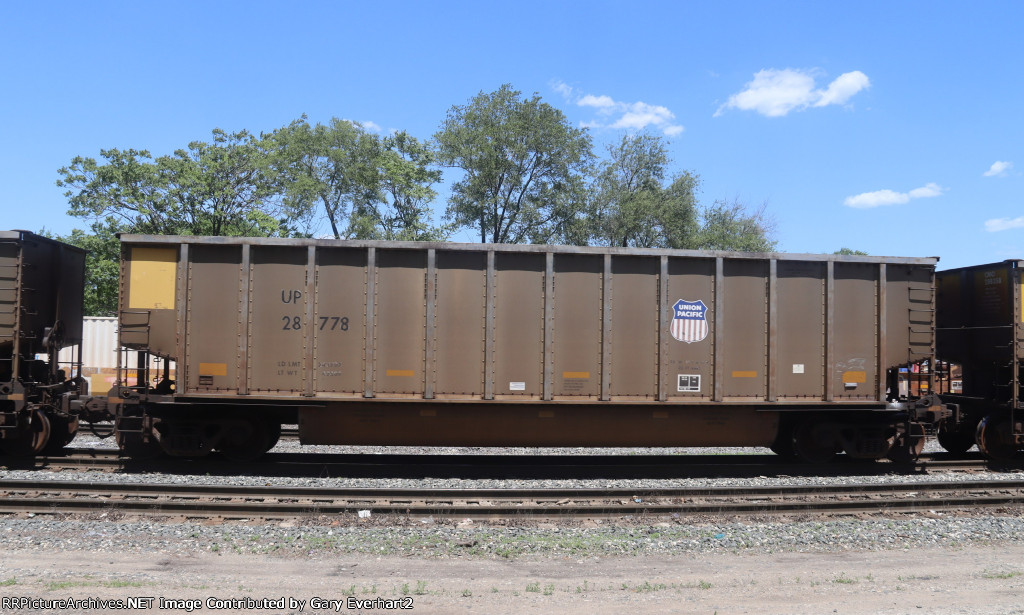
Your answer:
(58, 317), (118, 370)
(58, 317), (174, 394)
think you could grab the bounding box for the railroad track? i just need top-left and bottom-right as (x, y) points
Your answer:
(4, 449), (1013, 479)
(1, 478), (1022, 520)
(84, 424), (302, 440)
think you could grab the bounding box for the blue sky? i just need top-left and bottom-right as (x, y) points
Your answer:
(2, 0), (1021, 269)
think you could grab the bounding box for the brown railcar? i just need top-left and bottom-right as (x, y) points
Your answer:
(110, 235), (943, 461)
(936, 261), (1024, 457)
(0, 231), (86, 454)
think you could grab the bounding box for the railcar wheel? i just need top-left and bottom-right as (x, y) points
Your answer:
(769, 423), (797, 459)
(5, 408), (52, 457)
(41, 414), (78, 455)
(792, 419), (839, 464)
(976, 415), (1018, 461)
(886, 423), (925, 463)
(936, 424), (976, 455)
(218, 418), (272, 462)
(265, 422), (282, 451)
(843, 430), (894, 460)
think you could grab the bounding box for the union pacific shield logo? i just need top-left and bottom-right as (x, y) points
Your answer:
(671, 299), (709, 343)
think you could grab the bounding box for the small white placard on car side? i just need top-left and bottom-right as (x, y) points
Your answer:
(677, 374), (701, 392)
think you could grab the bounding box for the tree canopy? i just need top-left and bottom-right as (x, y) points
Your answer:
(270, 117), (447, 241)
(270, 117), (379, 239)
(587, 133), (774, 251)
(694, 198), (776, 252)
(55, 90), (788, 316)
(348, 131), (449, 241)
(435, 84), (593, 244)
(589, 133), (699, 248)
(57, 129), (290, 238)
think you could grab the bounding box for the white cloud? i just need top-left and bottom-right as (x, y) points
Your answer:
(341, 118), (384, 133)
(612, 102), (676, 131)
(814, 71), (871, 107)
(984, 161), (1014, 177)
(908, 183), (944, 198)
(843, 183), (946, 209)
(591, 98), (683, 135)
(985, 216), (1024, 232)
(553, 81), (684, 137)
(551, 80), (574, 98)
(844, 189), (909, 208)
(578, 94), (617, 110)
(716, 68), (870, 117)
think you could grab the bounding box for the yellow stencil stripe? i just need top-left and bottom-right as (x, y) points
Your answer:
(199, 362), (227, 376)
(562, 371), (590, 379)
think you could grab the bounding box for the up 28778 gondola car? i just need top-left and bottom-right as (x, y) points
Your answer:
(104, 234), (948, 462)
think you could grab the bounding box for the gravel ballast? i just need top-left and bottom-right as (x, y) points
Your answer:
(1, 435), (1021, 559)
(3, 513), (1024, 559)
(4, 438), (1024, 614)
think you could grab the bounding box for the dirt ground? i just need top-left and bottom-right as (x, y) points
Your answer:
(2, 544), (1023, 614)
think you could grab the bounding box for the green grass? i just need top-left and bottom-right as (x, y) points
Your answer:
(103, 580), (146, 588)
(982, 570), (1022, 580)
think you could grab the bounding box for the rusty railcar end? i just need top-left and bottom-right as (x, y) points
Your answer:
(0, 230), (87, 454)
(936, 260), (1024, 458)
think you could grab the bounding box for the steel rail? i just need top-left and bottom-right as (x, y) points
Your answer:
(6, 449), (1008, 476)
(1, 478), (1022, 520)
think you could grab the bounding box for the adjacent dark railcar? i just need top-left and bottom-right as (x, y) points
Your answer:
(110, 235), (944, 462)
(937, 261), (1024, 458)
(0, 230), (86, 454)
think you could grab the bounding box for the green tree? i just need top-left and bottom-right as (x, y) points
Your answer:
(693, 198), (777, 252)
(270, 116), (380, 239)
(272, 118), (448, 241)
(834, 247), (868, 255)
(57, 129), (290, 237)
(435, 84), (594, 243)
(348, 131), (450, 241)
(590, 133), (700, 248)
